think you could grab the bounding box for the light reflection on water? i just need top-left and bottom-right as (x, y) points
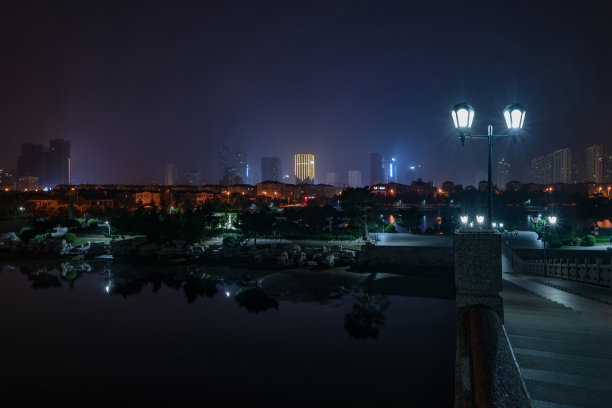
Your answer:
(0, 260), (456, 407)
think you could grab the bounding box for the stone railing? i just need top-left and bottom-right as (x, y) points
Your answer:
(503, 246), (612, 288)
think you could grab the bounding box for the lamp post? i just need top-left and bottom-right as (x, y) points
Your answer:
(451, 103), (526, 226)
(542, 216), (557, 274)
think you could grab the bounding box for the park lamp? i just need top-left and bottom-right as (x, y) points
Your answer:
(548, 216), (557, 225)
(452, 103), (475, 145)
(503, 103), (526, 142)
(492, 222), (497, 228)
(476, 215), (484, 224)
(460, 216), (468, 224)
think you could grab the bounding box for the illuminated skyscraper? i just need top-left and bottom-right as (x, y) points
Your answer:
(383, 156), (398, 184)
(583, 145), (602, 183)
(294, 153), (315, 184)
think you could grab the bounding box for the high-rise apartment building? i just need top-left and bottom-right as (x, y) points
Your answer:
(552, 148), (572, 183)
(531, 148), (572, 185)
(261, 157), (281, 182)
(603, 152), (612, 183)
(369, 153), (383, 186)
(496, 157), (512, 188)
(164, 164), (177, 185)
(348, 170), (362, 187)
(294, 153), (315, 184)
(583, 145), (603, 183)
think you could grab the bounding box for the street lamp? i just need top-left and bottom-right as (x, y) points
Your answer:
(476, 215), (484, 224)
(105, 221), (111, 237)
(542, 216), (557, 275)
(451, 102), (526, 226)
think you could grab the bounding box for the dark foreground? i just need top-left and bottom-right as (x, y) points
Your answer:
(0, 261), (456, 407)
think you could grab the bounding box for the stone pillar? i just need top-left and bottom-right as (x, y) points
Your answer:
(454, 231), (503, 322)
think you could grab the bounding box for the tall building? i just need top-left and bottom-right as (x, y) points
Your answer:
(235, 152), (247, 181)
(407, 164), (421, 182)
(218, 147), (229, 179)
(383, 156), (398, 184)
(583, 145), (603, 183)
(294, 153), (315, 184)
(164, 164), (177, 185)
(44, 139), (71, 186)
(369, 153), (383, 186)
(552, 148), (572, 183)
(326, 172), (341, 186)
(348, 170), (362, 187)
(530, 154), (553, 184)
(603, 152), (612, 183)
(17, 143), (44, 181)
(496, 157), (512, 188)
(261, 157), (281, 182)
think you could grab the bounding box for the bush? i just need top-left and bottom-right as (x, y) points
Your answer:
(64, 233), (77, 244)
(424, 227), (435, 235)
(87, 218), (101, 226)
(18, 226), (32, 236)
(222, 234), (242, 248)
(19, 229), (37, 243)
(384, 223), (397, 233)
(581, 235), (596, 246)
(549, 238), (563, 248)
(33, 234), (45, 241)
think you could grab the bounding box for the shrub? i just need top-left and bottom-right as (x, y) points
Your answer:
(222, 234), (242, 248)
(64, 233), (77, 244)
(581, 235), (596, 246)
(384, 223), (397, 233)
(18, 226), (32, 235)
(19, 229), (37, 243)
(549, 238), (563, 248)
(87, 218), (101, 226)
(33, 234), (45, 241)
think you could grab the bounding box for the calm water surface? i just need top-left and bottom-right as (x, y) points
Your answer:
(0, 261), (455, 407)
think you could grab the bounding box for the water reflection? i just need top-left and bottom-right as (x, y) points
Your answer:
(344, 292), (391, 339)
(1, 260), (456, 342)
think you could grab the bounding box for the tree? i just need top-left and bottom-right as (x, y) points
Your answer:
(234, 206), (275, 244)
(339, 188), (379, 239)
(395, 207), (421, 233)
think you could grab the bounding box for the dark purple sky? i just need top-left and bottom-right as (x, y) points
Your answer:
(1, 0), (611, 186)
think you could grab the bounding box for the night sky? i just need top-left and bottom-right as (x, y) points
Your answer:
(1, 0), (611, 186)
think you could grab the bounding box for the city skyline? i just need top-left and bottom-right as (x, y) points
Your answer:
(1, 2), (611, 187)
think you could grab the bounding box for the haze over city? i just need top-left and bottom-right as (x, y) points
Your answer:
(1, 1), (611, 186)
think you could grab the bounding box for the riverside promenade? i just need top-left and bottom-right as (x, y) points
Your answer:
(502, 255), (612, 408)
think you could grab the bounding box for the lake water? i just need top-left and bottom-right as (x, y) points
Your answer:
(0, 261), (456, 407)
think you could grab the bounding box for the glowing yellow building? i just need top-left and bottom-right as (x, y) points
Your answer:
(294, 153), (315, 184)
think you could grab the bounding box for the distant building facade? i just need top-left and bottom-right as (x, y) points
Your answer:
(164, 164), (177, 186)
(44, 139), (71, 186)
(348, 170), (362, 188)
(17, 143), (44, 181)
(294, 153), (315, 184)
(496, 157), (512, 189)
(583, 145), (603, 183)
(184, 170), (202, 186)
(261, 157), (281, 182)
(369, 153), (383, 186)
(383, 157), (398, 184)
(326, 172), (341, 187)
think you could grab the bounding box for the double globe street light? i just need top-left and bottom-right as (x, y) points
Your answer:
(452, 103), (526, 227)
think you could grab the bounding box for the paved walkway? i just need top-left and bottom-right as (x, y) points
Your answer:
(502, 255), (612, 407)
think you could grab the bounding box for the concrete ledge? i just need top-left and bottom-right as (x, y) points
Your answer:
(359, 244), (453, 268)
(455, 305), (530, 408)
